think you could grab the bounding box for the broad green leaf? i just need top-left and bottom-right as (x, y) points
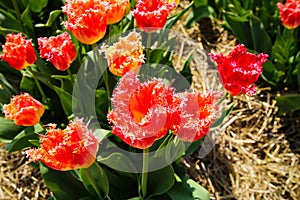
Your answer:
(0, 73), (17, 104)
(147, 166), (175, 198)
(0, 8), (22, 32)
(80, 162), (109, 199)
(0, 117), (25, 142)
(53, 85), (73, 117)
(20, 75), (40, 98)
(21, 5), (34, 33)
(51, 74), (74, 94)
(276, 94), (300, 115)
(210, 103), (234, 130)
(261, 61), (285, 87)
(249, 15), (272, 54)
(184, 139), (202, 156)
(5, 123), (43, 152)
(165, 137), (186, 164)
(224, 12), (253, 49)
(40, 163), (90, 200)
(168, 178), (210, 200)
(179, 52), (193, 85)
(166, 2), (193, 29)
(98, 152), (137, 174)
(185, 6), (215, 29)
(102, 167), (138, 200)
(194, 0), (207, 7)
(95, 89), (109, 121)
(29, 0), (48, 13)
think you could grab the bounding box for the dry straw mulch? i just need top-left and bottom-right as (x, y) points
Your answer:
(0, 143), (51, 200)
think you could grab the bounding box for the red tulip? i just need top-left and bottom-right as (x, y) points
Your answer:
(175, 91), (220, 142)
(107, 72), (180, 149)
(105, 0), (130, 24)
(209, 44), (268, 96)
(132, 0), (176, 32)
(277, 0), (300, 29)
(0, 33), (36, 70)
(3, 93), (44, 126)
(26, 118), (99, 171)
(62, 0), (107, 44)
(38, 32), (77, 71)
(101, 31), (144, 76)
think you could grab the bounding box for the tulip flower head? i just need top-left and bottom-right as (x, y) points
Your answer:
(132, 0), (176, 32)
(3, 93), (45, 126)
(62, 0), (107, 44)
(26, 118), (99, 171)
(101, 31), (144, 76)
(0, 33), (36, 70)
(209, 44), (268, 96)
(175, 91), (220, 142)
(107, 72), (180, 149)
(277, 0), (300, 29)
(38, 32), (77, 71)
(105, 0), (130, 24)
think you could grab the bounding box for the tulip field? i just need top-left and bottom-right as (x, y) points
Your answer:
(0, 0), (299, 199)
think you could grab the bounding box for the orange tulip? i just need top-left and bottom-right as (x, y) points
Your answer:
(0, 33), (36, 70)
(105, 0), (130, 24)
(3, 93), (44, 126)
(62, 0), (107, 44)
(101, 31), (144, 76)
(26, 118), (99, 171)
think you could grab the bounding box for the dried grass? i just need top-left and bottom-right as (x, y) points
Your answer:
(0, 143), (51, 200)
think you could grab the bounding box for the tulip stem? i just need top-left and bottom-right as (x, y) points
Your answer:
(67, 68), (75, 85)
(146, 32), (152, 64)
(92, 44), (111, 103)
(141, 148), (149, 198)
(26, 67), (47, 101)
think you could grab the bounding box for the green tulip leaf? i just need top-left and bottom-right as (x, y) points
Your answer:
(147, 166), (175, 198)
(40, 163), (90, 200)
(80, 162), (109, 199)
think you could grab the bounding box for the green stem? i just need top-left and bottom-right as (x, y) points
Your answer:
(146, 32), (152, 64)
(141, 148), (149, 198)
(156, 132), (173, 151)
(67, 68), (75, 85)
(92, 44), (111, 106)
(26, 67), (47, 101)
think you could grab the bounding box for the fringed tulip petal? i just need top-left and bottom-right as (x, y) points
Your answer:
(277, 0), (300, 29)
(0, 33), (36, 70)
(132, 0), (176, 32)
(62, 0), (107, 44)
(3, 93), (44, 126)
(101, 31), (144, 76)
(209, 44), (268, 96)
(38, 32), (76, 71)
(107, 72), (180, 149)
(26, 118), (99, 171)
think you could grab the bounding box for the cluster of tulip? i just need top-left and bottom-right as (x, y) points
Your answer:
(2, 0), (297, 199)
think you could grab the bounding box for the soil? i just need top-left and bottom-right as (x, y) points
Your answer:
(1, 2), (300, 200)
